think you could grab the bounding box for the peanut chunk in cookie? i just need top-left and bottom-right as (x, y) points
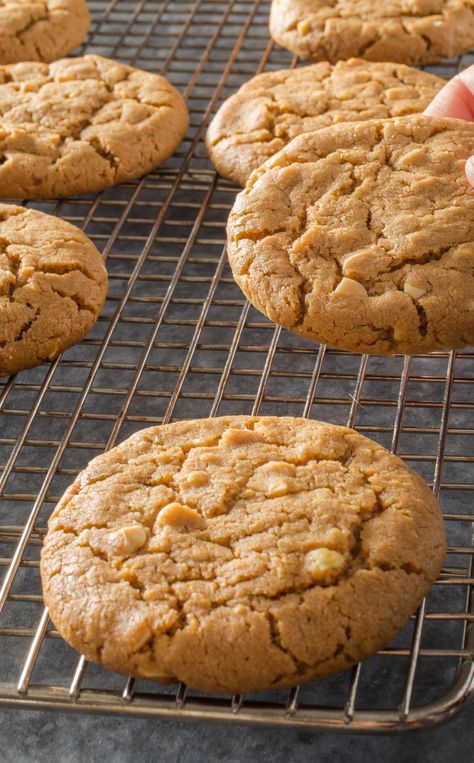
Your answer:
(341, 249), (375, 277)
(304, 548), (345, 583)
(112, 525), (148, 555)
(334, 277), (368, 299)
(157, 502), (204, 530)
(221, 428), (260, 446)
(252, 461), (296, 498)
(265, 461), (296, 475)
(181, 470), (209, 488)
(404, 280), (426, 300)
(266, 480), (292, 498)
(297, 19), (311, 35)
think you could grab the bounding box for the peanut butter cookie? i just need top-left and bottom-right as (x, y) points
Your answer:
(227, 115), (474, 356)
(207, 59), (444, 186)
(0, 54), (189, 199)
(0, 203), (107, 376)
(0, 0), (90, 64)
(41, 416), (446, 694)
(270, 0), (474, 65)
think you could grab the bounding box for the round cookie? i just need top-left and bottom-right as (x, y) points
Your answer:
(207, 59), (444, 186)
(0, 54), (189, 199)
(0, 203), (107, 376)
(227, 115), (474, 356)
(41, 415), (446, 694)
(270, 0), (474, 65)
(0, 0), (90, 64)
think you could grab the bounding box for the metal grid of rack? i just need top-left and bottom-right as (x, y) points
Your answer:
(0, 0), (473, 732)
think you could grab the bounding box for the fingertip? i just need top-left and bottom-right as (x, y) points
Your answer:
(465, 156), (474, 186)
(423, 75), (474, 120)
(422, 76), (461, 118)
(458, 64), (474, 95)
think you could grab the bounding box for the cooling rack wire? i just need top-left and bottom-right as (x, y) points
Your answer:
(0, 0), (473, 732)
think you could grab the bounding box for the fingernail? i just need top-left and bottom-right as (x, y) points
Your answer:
(423, 77), (468, 119)
(465, 156), (474, 186)
(459, 65), (474, 95)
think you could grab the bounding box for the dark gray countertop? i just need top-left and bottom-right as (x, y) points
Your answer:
(1, 704), (473, 763)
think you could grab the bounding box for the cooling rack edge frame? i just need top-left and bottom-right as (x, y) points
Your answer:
(0, 656), (472, 731)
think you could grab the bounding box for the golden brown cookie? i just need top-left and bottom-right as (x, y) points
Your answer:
(207, 59), (444, 186)
(227, 115), (474, 356)
(0, 54), (189, 199)
(0, 0), (90, 64)
(0, 203), (107, 376)
(270, 0), (474, 65)
(41, 416), (446, 694)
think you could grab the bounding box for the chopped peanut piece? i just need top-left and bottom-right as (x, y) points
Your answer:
(334, 277), (368, 298)
(266, 480), (291, 498)
(181, 470), (209, 488)
(112, 525), (148, 555)
(155, 451), (179, 464)
(297, 19), (311, 35)
(341, 249), (375, 277)
(404, 280), (426, 299)
(157, 502), (204, 529)
(22, 81), (40, 93)
(304, 547), (345, 582)
(385, 86), (413, 101)
(221, 428), (260, 446)
(398, 148), (427, 167)
(265, 461), (296, 476)
(251, 461), (296, 497)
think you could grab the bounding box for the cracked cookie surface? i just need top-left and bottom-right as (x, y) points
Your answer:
(270, 0), (474, 65)
(227, 115), (474, 356)
(40, 415), (446, 693)
(207, 59), (444, 186)
(0, 0), (90, 64)
(0, 203), (107, 376)
(0, 54), (189, 199)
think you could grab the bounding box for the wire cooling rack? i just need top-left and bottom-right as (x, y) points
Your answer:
(0, 0), (473, 733)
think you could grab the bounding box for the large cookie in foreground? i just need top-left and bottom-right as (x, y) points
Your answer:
(227, 115), (474, 356)
(270, 0), (474, 65)
(207, 59), (444, 186)
(0, 54), (189, 198)
(0, 203), (107, 376)
(41, 415), (446, 694)
(0, 0), (90, 64)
